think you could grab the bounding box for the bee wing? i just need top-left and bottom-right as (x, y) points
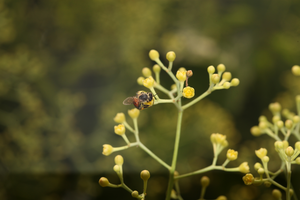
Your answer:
(123, 97), (135, 105)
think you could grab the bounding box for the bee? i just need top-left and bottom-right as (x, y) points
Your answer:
(123, 91), (155, 110)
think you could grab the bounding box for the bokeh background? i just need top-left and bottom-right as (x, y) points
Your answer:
(1, 0), (300, 199)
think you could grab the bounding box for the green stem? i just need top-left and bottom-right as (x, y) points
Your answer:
(165, 110), (183, 200)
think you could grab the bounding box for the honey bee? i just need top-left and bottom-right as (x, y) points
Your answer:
(123, 91), (154, 110)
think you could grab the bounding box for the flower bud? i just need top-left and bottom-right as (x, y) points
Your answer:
(274, 141), (284, 149)
(295, 141), (300, 151)
(99, 177), (110, 187)
(269, 102), (281, 113)
(114, 113), (125, 123)
(296, 95), (300, 103)
(176, 70), (186, 82)
(227, 149), (238, 161)
(239, 162), (250, 173)
(182, 86), (195, 98)
(254, 162), (262, 171)
(276, 121), (284, 129)
(257, 168), (265, 175)
(285, 119), (293, 129)
(140, 170), (150, 181)
(222, 72), (232, 81)
(166, 51), (176, 62)
(258, 121), (268, 129)
(230, 78), (240, 86)
(285, 146), (294, 157)
(211, 74), (220, 84)
(128, 108), (140, 119)
(293, 116), (300, 123)
(296, 157), (300, 165)
(291, 65), (300, 76)
(113, 165), (120, 173)
(223, 82), (231, 89)
(250, 126), (261, 136)
(114, 155), (124, 165)
(217, 64), (226, 73)
(262, 156), (269, 163)
(149, 49), (159, 61)
(255, 148), (268, 159)
(114, 124), (125, 135)
(201, 176), (210, 187)
(259, 115), (267, 122)
(142, 67), (152, 77)
(272, 189), (282, 199)
(143, 76), (155, 88)
(242, 173), (254, 185)
(153, 64), (161, 73)
(207, 65), (215, 74)
(103, 144), (114, 156)
(132, 191), (139, 198)
(186, 70), (193, 78)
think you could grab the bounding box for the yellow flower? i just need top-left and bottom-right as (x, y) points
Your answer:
(128, 108), (140, 119)
(143, 76), (155, 88)
(255, 148), (267, 159)
(242, 173), (254, 185)
(239, 162), (250, 173)
(182, 86), (195, 98)
(176, 70), (186, 82)
(210, 133), (227, 145)
(114, 124), (125, 135)
(102, 144), (113, 156)
(227, 149), (238, 161)
(114, 113), (125, 123)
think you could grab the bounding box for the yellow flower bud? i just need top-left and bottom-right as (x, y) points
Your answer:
(217, 64), (226, 73)
(269, 102), (281, 113)
(258, 121), (268, 129)
(285, 119), (293, 129)
(207, 65), (215, 74)
(257, 168), (265, 175)
(171, 84), (177, 90)
(255, 148), (268, 159)
(140, 170), (150, 181)
(102, 144), (114, 156)
(296, 157), (300, 165)
(295, 141), (300, 151)
(176, 70), (186, 82)
(239, 162), (250, 173)
(201, 176), (210, 187)
(293, 116), (300, 123)
(149, 49), (159, 61)
(186, 70), (193, 78)
(114, 113), (125, 123)
(276, 120), (284, 129)
(242, 173), (254, 185)
(259, 115), (267, 122)
(132, 191), (139, 198)
(274, 141), (284, 150)
(291, 65), (300, 76)
(227, 149), (238, 161)
(142, 67), (152, 77)
(166, 51), (176, 62)
(143, 76), (155, 88)
(272, 115), (280, 123)
(223, 82), (231, 89)
(210, 133), (227, 144)
(153, 64), (161, 73)
(272, 189), (282, 199)
(254, 162), (262, 171)
(222, 72), (232, 81)
(230, 78), (240, 86)
(285, 146), (294, 157)
(250, 126), (261, 136)
(99, 177), (110, 187)
(114, 155), (124, 165)
(262, 156), (269, 163)
(137, 76), (145, 85)
(128, 108), (140, 119)
(113, 165), (120, 173)
(211, 74), (220, 84)
(182, 86), (195, 98)
(114, 124), (125, 135)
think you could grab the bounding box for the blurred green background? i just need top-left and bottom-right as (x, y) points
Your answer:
(1, 0), (300, 199)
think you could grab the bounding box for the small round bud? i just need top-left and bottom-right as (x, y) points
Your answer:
(262, 156), (269, 163)
(153, 64), (161, 73)
(259, 115), (267, 122)
(230, 78), (240, 86)
(272, 189), (282, 199)
(217, 64), (226, 73)
(222, 72), (232, 81)
(255, 148), (268, 159)
(114, 113), (126, 123)
(285, 146), (294, 157)
(227, 149), (238, 161)
(149, 49), (159, 61)
(128, 108), (140, 119)
(166, 51), (176, 62)
(285, 119), (293, 129)
(257, 168), (265, 175)
(131, 190), (139, 198)
(239, 162), (250, 173)
(295, 141), (300, 151)
(143, 76), (155, 88)
(182, 86), (195, 99)
(171, 84), (176, 90)
(140, 170), (150, 181)
(293, 115), (300, 123)
(114, 124), (125, 135)
(296, 95), (300, 103)
(276, 121), (284, 129)
(264, 181), (272, 187)
(99, 177), (110, 187)
(275, 141), (284, 149)
(250, 126), (261, 136)
(242, 173), (254, 185)
(201, 176), (210, 187)
(216, 196), (227, 200)
(142, 67), (152, 77)
(269, 102), (281, 113)
(207, 65), (215, 74)
(176, 70), (186, 82)
(178, 67), (186, 72)
(114, 155), (124, 165)
(223, 82), (231, 89)
(291, 65), (300, 76)
(211, 74), (220, 84)
(283, 141), (289, 149)
(296, 157), (300, 165)
(254, 162), (262, 171)
(113, 165), (120, 173)
(137, 76), (145, 85)
(103, 144), (114, 156)
(186, 70), (193, 78)
(272, 115), (280, 123)
(258, 121), (268, 130)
